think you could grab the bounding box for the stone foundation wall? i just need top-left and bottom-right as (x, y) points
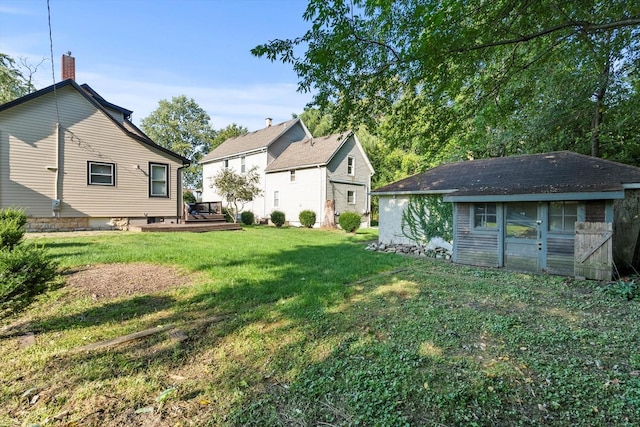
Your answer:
(26, 217), (130, 232)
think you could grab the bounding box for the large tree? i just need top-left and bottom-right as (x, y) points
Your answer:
(141, 95), (216, 189)
(253, 1), (640, 162)
(0, 53), (37, 104)
(210, 123), (248, 150)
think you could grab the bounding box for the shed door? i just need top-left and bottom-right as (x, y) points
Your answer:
(504, 202), (544, 272)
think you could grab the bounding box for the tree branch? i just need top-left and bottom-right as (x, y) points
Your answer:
(455, 18), (640, 53)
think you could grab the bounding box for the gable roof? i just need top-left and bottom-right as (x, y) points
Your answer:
(264, 132), (351, 172)
(372, 151), (640, 200)
(200, 118), (305, 163)
(0, 79), (190, 165)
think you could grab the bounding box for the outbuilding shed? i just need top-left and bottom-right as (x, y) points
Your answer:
(371, 151), (640, 280)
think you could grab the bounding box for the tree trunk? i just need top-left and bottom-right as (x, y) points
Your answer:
(323, 200), (336, 228)
(590, 56), (611, 158)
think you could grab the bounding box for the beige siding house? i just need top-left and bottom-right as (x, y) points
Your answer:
(0, 79), (190, 231)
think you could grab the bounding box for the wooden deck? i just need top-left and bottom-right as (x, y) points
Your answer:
(129, 201), (242, 233)
(130, 221), (242, 233)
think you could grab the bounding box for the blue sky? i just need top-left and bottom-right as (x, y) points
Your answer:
(0, 0), (314, 130)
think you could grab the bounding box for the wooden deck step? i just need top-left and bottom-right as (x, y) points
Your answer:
(130, 222), (242, 233)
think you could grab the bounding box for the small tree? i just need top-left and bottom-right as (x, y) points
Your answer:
(210, 166), (262, 223)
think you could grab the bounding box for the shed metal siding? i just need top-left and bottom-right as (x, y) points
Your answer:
(454, 203), (500, 267)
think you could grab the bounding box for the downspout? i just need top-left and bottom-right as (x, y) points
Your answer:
(53, 123), (61, 217)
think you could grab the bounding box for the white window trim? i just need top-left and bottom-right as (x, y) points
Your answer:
(241, 156), (246, 173)
(347, 190), (356, 205)
(347, 156), (355, 176)
(88, 161), (115, 186)
(290, 170), (296, 182)
(149, 162), (169, 197)
(274, 190), (280, 207)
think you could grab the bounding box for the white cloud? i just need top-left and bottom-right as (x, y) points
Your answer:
(76, 72), (313, 131)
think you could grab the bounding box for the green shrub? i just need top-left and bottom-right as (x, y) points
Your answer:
(270, 210), (286, 227)
(299, 210), (316, 228)
(240, 211), (255, 225)
(0, 243), (59, 316)
(338, 211), (361, 233)
(183, 191), (196, 204)
(0, 208), (27, 250)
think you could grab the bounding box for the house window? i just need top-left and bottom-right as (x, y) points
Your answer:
(150, 163), (168, 197)
(241, 156), (246, 173)
(549, 201), (578, 232)
(347, 190), (356, 204)
(274, 190), (280, 207)
(474, 202), (497, 228)
(347, 156), (355, 176)
(290, 170), (296, 182)
(87, 161), (115, 186)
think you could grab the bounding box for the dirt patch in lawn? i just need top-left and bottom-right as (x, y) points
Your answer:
(64, 263), (195, 299)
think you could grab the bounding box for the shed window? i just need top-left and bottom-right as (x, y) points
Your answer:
(88, 161), (115, 186)
(347, 190), (356, 204)
(474, 203), (497, 228)
(150, 163), (168, 197)
(347, 156), (355, 175)
(549, 202), (578, 232)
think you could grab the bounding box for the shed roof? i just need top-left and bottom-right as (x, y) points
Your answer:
(372, 151), (640, 199)
(264, 132), (350, 172)
(200, 118), (301, 163)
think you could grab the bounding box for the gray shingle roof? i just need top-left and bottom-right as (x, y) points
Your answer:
(372, 151), (640, 197)
(265, 132), (350, 172)
(200, 118), (300, 163)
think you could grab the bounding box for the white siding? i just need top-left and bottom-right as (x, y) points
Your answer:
(1, 85), (183, 220)
(378, 195), (414, 245)
(202, 151), (268, 219)
(265, 167), (325, 227)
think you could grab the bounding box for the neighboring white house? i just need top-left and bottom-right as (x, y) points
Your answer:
(0, 54), (190, 232)
(200, 118), (374, 227)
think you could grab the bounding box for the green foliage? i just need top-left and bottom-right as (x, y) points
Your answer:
(0, 208), (27, 250)
(401, 195), (453, 244)
(240, 210), (255, 226)
(254, 1), (640, 164)
(601, 278), (640, 301)
(182, 191), (196, 204)
(338, 211), (361, 233)
(298, 210), (316, 228)
(0, 243), (59, 316)
(0, 208), (58, 316)
(270, 210), (286, 227)
(211, 166), (262, 223)
(0, 53), (37, 104)
(140, 95), (216, 189)
(210, 123), (248, 150)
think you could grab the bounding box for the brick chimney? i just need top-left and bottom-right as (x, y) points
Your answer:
(61, 52), (75, 81)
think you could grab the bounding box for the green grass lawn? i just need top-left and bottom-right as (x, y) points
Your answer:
(2, 226), (640, 426)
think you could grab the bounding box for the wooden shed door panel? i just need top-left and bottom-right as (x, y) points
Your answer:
(574, 222), (612, 281)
